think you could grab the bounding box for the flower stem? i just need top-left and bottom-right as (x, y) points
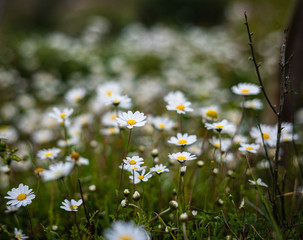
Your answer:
(159, 174), (162, 210)
(26, 206), (35, 240)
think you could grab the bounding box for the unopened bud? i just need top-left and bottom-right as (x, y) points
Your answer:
(121, 199), (128, 208)
(89, 185), (96, 191)
(180, 213), (188, 221)
(138, 145), (145, 152)
(217, 199), (224, 206)
(165, 226), (171, 233)
(213, 168), (219, 175)
(192, 210), (198, 216)
(132, 191), (141, 201)
(123, 189), (130, 197)
(180, 166), (187, 176)
(154, 157), (159, 164)
(227, 170), (234, 177)
(52, 225), (58, 231)
(169, 200), (178, 210)
(197, 160), (204, 167)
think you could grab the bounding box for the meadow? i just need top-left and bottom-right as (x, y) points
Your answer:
(0, 12), (302, 240)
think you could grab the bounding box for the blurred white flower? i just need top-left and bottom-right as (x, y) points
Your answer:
(168, 133), (197, 146)
(248, 178), (268, 188)
(231, 83), (260, 96)
(48, 107), (74, 125)
(60, 199), (83, 212)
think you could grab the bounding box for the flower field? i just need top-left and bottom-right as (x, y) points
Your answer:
(0, 10), (303, 239)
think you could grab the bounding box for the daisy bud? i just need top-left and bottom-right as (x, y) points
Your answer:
(52, 225), (58, 231)
(132, 191), (141, 201)
(34, 168), (44, 177)
(158, 224), (162, 229)
(172, 189), (177, 196)
(121, 199), (128, 208)
(90, 140), (98, 148)
(151, 149), (159, 158)
(214, 216), (220, 221)
(217, 199), (224, 206)
(89, 185), (96, 191)
(123, 189), (130, 197)
(165, 226), (172, 233)
(226, 235), (232, 240)
(197, 160), (204, 167)
(138, 145), (145, 152)
(213, 168), (219, 175)
(70, 152), (80, 161)
(169, 200), (178, 210)
(227, 170), (234, 177)
(180, 166), (187, 176)
(180, 213), (188, 222)
(229, 194), (233, 199)
(192, 210), (198, 216)
(154, 157), (159, 164)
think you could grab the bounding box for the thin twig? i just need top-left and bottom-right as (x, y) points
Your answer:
(250, 224), (265, 240)
(221, 210), (239, 240)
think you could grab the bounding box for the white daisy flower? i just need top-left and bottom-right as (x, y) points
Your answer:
(66, 152), (89, 166)
(231, 83), (260, 96)
(281, 122), (293, 133)
(116, 111), (147, 129)
(104, 221), (148, 240)
(238, 143), (260, 154)
(168, 151), (197, 164)
(129, 169), (152, 184)
(250, 124), (277, 147)
(97, 82), (121, 98)
(103, 94), (132, 109)
(248, 178), (268, 188)
(200, 105), (220, 121)
(209, 137), (232, 152)
(101, 127), (120, 136)
(60, 199), (83, 212)
(5, 205), (19, 213)
(281, 132), (298, 143)
(164, 91), (186, 104)
(187, 142), (202, 156)
(244, 99), (263, 110)
(75, 113), (93, 127)
(215, 152), (235, 164)
(192, 210), (198, 216)
(102, 111), (119, 127)
(239, 199), (245, 209)
(48, 107), (74, 125)
(166, 99), (193, 114)
(150, 164), (170, 175)
(151, 116), (174, 131)
(42, 162), (74, 181)
(37, 148), (61, 160)
(14, 228), (28, 240)
(168, 133), (197, 146)
(205, 119), (233, 133)
(5, 183), (35, 207)
(233, 135), (248, 145)
(123, 156), (144, 171)
(65, 88), (86, 104)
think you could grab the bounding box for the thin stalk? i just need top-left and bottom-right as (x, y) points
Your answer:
(182, 175), (185, 210)
(144, 207), (171, 226)
(179, 114), (183, 133)
(116, 128), (132, 220)
(133, 169), (135, 193)
(78, 179), (94, 240)
(182, 222), (188, 240)
(74, 212), (83, 240)
(26, 206), (35, 240)
(159, 174), (162, 211)
(176, 165), (181, 203)
(219, 132), (223, 164)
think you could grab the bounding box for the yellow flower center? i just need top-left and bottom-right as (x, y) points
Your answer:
(216, 125), (224, 129)
(70, 205), (78, 210)
(176, 105), (185, 111)
(177, 156), (186, 161)
(138, 176), (144, 180)
(129, 160), (136, 165)
(16, 234), (22, 239)
(108, 128), (117, 134)
(246, 147), (254, 151)
(159, 124), (165, 129)
(17, 193), (27, 201)
(45, 152), (53, 157)
(178, 139), (188, 145)
(120, 236), (133, 240)
(75, 96), (81, 101)
(70, 152), (80, 160)
(111, 114), (117, 120)
(60, 113), (66, 119)
(206, 109), (218, 119)
(113, 99), (120, 104)
(283, 137), (290, 142)
(214, 143), (220, 147)
(35, 168), (44, 173)
(157, 169), (162, 172)
(107, 91), (112, 96)
(127, 120), (136, 125)
(263, 133), (270, 140)
(241, 89), (250, 93)
(54, 170), (64, 178)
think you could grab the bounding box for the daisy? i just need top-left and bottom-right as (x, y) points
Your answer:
(60, 199), (83, 212)
(250, 124), (277, 147)
(65, 88), (86, 104)
(164, 91), (186, 104)
(5, 183), (35, 207)
(66, 152), (89, 166)
(187, 142), (202, 156)
(231, 83), (260, 96)
(248, 178), (268, 188)
(150, 164), (170, 175)
(101, 127), (120, 136)
(233, 135), (248, 145)
(102, 111), (119, 127)
(239, 143), (260, 154)
(37, 147), (61, 161)
(104, 221), (148, 240)
(103, 94), (132, 109)
(42, 162), (74, 181)
(123, 156), (144, 171)
(169, 151), (197, 164)
(14, 228), (28, 240)
(168, 133), (197, 146)
(48, 107), (73, 125)
(166, 99), (193, 114)
(5, 205), (19, 213)
(244, 99), (263, 110)
(281, 132), (298, 143)
(75, 113), (93, 127)
(151, 116), (174, 131)
(200, 105), (220, 121)
(205, 119), (233, 133)
(116, 111), (147, 129)
(129, 169), (152, 184)
(209, 137), (232, 152)
(97, 82), (121, 98)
